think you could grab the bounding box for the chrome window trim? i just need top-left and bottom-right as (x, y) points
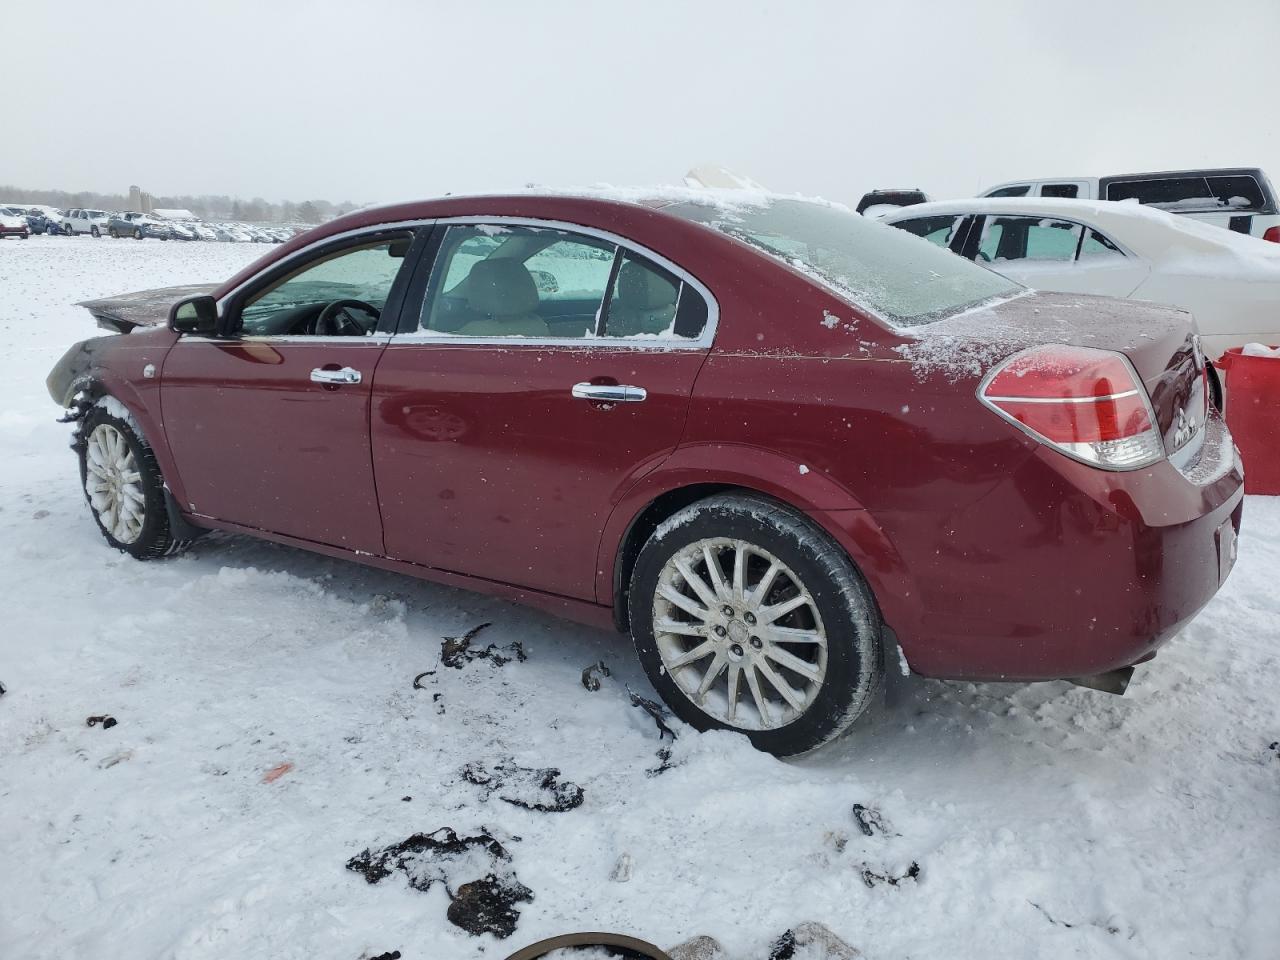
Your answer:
(390, 215), (719, 351)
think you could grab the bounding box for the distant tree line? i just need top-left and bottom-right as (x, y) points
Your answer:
(0, 184), (361, 224)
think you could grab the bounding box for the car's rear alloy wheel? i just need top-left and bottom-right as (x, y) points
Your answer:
(630, 494), (883, 756)
(78, 405), (188, 559)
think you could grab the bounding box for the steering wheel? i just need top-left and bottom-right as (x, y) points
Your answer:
(312, 299), (381, 336)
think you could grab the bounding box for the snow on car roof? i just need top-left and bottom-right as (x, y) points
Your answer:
(883, 196), (1280, 267)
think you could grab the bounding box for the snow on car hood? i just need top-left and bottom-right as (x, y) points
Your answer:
(77, 283), (218, 333)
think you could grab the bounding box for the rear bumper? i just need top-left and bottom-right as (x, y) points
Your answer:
(867, 412), (1244, 681)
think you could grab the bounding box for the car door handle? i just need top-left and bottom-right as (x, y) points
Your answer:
(571, 382), (647, 403)
(310, 366), (362, 385)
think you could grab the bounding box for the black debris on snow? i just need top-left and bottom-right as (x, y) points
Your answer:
(346, 827), (533, 939)
(581, 660), (612, 691)
(627, 687), (678, 741)
(859, 861), (920, 888)
(462, 759), (585, 813)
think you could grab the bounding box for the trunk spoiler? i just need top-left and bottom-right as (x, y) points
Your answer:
(77, 283), (218, 333)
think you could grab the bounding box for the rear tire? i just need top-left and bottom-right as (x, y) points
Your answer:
(629, 493), (884, 756)
(77, 404), (188, 560)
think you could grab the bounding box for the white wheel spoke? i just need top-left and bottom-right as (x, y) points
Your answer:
(697, 651), (728, 698)
(732, 544), (747, 600)
(654, 618), (707, 638)
(657, 583), (710, 621)
(762, 625), (826, 645)
(675, 558), (721, 612)
(746, 560), (781, 607)
(725, 664), (742, 722)
(121, 485), (145, 505)
(744, 665), (773, 728)
(763, 646), (823, 683)
(760, 593), (808, 624)
(120, 470), (141, 485)
(702, 545), (730, 600)
(756, 659), (806, 712)
(668, 639), (716, 670)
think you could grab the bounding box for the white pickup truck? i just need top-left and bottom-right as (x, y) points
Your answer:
(980, 167), (1280, 243)
(60, 208), (112, 237)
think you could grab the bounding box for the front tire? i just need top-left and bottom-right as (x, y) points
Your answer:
(77, 405), (186, 560)
(109, 228), (119, 238)
(90, 225), (100, 238)
(629, 493), (884, 756)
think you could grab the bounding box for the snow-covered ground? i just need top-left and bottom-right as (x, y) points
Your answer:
(2, 235), (1278, 960)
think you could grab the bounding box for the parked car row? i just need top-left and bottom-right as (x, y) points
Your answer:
(860, 166), (1280, 360)
(0, 204), (298, 243)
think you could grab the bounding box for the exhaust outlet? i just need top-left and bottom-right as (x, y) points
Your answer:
(1068, 666), (1134, 696)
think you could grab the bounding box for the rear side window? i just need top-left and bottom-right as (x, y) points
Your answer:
(1078, 228), (1125, 260)
(1106, 174), (1267, 212)
(892, 215), (965, 248)
(977, 216), (1082, 262)
(1041, 183), (1080, 199)
(419, 223), (710, 342)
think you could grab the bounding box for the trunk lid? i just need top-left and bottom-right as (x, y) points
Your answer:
(77, 283), (217, 334)
(897, 291), (1207, 461)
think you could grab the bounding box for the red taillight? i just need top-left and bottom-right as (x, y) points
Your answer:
(1263, 226), (1280, 243)
(979, 345), (1165, 470)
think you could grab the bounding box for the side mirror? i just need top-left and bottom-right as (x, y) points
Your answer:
(169, 295), (219, 335)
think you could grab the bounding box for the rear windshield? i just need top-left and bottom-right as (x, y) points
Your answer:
(665, 198), (1019, 326)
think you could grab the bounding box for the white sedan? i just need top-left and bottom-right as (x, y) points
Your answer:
(880, 196), (1280, 359)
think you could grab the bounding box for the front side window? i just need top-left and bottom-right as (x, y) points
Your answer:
(892, 215), (965, 248)
(419, 223), (710, 341)
(239, 236), (410, 336)
(986, 185), (1031, 198)
(977, 216), (1082, 262)
(665, 198), (1018, 326)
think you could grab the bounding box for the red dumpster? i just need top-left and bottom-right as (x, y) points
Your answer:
(1218, 345), (1280, 495)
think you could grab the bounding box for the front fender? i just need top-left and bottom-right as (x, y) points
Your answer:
(595, 442), (921, 646)
(48, 332), (187, 507)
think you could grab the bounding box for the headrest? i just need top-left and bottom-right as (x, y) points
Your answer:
(617, 260), (678, 311)
(467, 259), (539, 316)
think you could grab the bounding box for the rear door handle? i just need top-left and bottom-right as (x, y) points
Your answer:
(571, 382), (647, 403)
(310, 366), (362, 385)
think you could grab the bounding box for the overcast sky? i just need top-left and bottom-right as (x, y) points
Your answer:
(5, 0), (1278, 207)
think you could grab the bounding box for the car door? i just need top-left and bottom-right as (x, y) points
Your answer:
(161, 227), (422, 554)
(370, 219), (715, 601)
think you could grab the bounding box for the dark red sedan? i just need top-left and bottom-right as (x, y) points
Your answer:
(47, 191), (1244, 755)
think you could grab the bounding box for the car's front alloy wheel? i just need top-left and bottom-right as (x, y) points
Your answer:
(630, 493), (884, 756)
(78, 404), (188, 559)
